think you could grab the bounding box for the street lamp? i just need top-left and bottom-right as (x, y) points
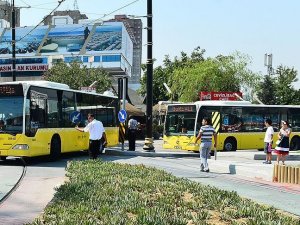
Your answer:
(143, 0), (154, 151)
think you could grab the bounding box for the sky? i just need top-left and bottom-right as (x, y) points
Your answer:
(16, 0), (300, 88)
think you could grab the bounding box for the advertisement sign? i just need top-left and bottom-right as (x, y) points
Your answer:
(0, 26), (48, 56)
(199, 91), (243, 101)
(0, 64), (48, 72)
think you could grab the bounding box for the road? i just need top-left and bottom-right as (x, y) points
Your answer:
(0, 146), (299, 224)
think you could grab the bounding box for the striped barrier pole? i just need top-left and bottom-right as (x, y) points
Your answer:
(212, 112), (220, 160)
(119, 123), (126, 151)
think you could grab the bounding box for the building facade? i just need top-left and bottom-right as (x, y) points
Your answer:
(0, 0), (20, 27)
(109, 15), (142, 84)
(0, 21), (133, 82)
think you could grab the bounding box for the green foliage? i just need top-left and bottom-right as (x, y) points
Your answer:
(43, 61), (112, 93)
(30, 160), (300, 225)
(139, 47), (259, 104)
(256, 65), (300, 105)
(256, 75), (277, 104)
(138, 46), (206, 104)
(171, 52), (259, 102)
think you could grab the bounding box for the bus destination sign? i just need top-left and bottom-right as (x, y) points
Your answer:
(0, 85), (23, 96)
(168, 105), (196, 113)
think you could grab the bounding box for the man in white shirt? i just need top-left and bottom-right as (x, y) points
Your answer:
(75, 113), (107, 159)
(263, 118), (274, 164)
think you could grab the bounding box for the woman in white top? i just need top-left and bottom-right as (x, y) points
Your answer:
(274, 120), (291, 165)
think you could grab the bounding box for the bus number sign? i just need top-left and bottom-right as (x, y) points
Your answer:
(169, 105), (196, 113)
(0, 85), (23, 96)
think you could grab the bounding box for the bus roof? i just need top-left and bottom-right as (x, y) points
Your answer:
(194, 100), (253, 106)
(2, 80), (70, 89)
(0, 81), (118, 99)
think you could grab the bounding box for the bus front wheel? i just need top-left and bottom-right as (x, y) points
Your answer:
(50, 135), (61, 161)
(290, 136), (300, 151)
(224, 138), (237, 151)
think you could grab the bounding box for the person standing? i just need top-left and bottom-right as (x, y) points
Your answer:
(128, 116), (138, 151)
(75, 113), (106, 159)
(0, 120), (5, 132)
(195, 117), (217, 172)
(274, 120), (291, 165)
(263, 119), (274, 164)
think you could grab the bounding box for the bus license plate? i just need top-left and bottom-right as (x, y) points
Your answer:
(174, 146), (181, 149)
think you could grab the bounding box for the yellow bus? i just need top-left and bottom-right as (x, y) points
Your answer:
(163, 101), (300, 151)
(0, 81), (119, 160)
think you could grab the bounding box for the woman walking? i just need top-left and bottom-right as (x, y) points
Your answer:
(274, 120), (291, 165)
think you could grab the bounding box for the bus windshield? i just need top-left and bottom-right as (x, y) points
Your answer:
(0, 96), (24, 134)
(165, 112), (196, 136)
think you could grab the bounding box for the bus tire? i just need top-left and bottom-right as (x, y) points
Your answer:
(0, 156), (7, 160)
(50, 135), (61, 161)
(223, 138), (237, 151)
(290, 136), (300, 151)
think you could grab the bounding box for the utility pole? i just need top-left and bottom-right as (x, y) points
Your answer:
(12, 0), (16, 81)
(143, 0), (154, 151)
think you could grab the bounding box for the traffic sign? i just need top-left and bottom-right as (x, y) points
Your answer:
(118, 109), (127, 123)
(70, 111), (82, 124)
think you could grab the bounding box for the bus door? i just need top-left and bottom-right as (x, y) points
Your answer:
(220, 107), (243, 151)
(29, 90), (48, 136)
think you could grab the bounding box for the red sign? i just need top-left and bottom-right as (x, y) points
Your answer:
(0, 64), (49, 72)
(199, 91), (243, 101)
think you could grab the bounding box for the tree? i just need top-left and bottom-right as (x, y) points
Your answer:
(274, 65), (298, 104)
(138, 46), (206, 104)
(256, 65), (300, 105)
(170, 52), (259, 102)
(256, 75), (276, 104)
(43, 61), (112, 93)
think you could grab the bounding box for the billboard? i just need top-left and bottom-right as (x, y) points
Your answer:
(43, 24), (93, 55)
(0, 26), (48, 56)
(199, 91), (243, 101)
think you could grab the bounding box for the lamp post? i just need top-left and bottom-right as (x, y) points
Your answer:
(143, 0), (154, 151)
(12, 0), (16, 81)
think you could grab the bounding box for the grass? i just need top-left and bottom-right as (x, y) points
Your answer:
(29, 160), (300, 225)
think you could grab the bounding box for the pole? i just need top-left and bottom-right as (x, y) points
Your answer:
(122, 77), (126, 151)
(12, 0), (16, 81)
(143, 0), (154, 151)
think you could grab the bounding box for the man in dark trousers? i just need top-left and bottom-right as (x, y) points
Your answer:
(75, 113), (107, 159)
(128, 116), (138, 151)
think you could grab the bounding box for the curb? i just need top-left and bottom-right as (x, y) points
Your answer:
(104, 149), (199, 158)
(254, 154), (300, 161)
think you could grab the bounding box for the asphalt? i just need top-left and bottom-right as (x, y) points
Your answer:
(0, 139), (300, 224)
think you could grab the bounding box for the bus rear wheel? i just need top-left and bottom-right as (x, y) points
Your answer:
(50, 135), (61, 161)
(224, 138), (237, 151)
(290, 136), (300, 151)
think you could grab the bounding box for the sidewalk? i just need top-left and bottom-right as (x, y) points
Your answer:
(105, 139), (300, 182)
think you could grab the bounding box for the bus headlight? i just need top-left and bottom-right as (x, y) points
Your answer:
(188, 143), (198, 146)
(12, 144), (29, 150)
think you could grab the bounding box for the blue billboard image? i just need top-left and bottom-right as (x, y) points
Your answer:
(41, 24), (93, 55)
(0, 26), (48, 55)
(86, 24), (122, 52)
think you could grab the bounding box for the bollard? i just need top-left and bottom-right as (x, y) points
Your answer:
(273, 164), (278, 182)
(296, 168), (299, 184)
(291, 167), (295, 184)
(278, 165), (282, 183)
(298, 167), (300, 185)
(280, 165), (285, 183)
(288, 167), (292, 183)
(284, 166), (288, 183)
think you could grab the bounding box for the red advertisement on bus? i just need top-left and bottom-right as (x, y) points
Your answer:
(199, 91), (243, 101)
